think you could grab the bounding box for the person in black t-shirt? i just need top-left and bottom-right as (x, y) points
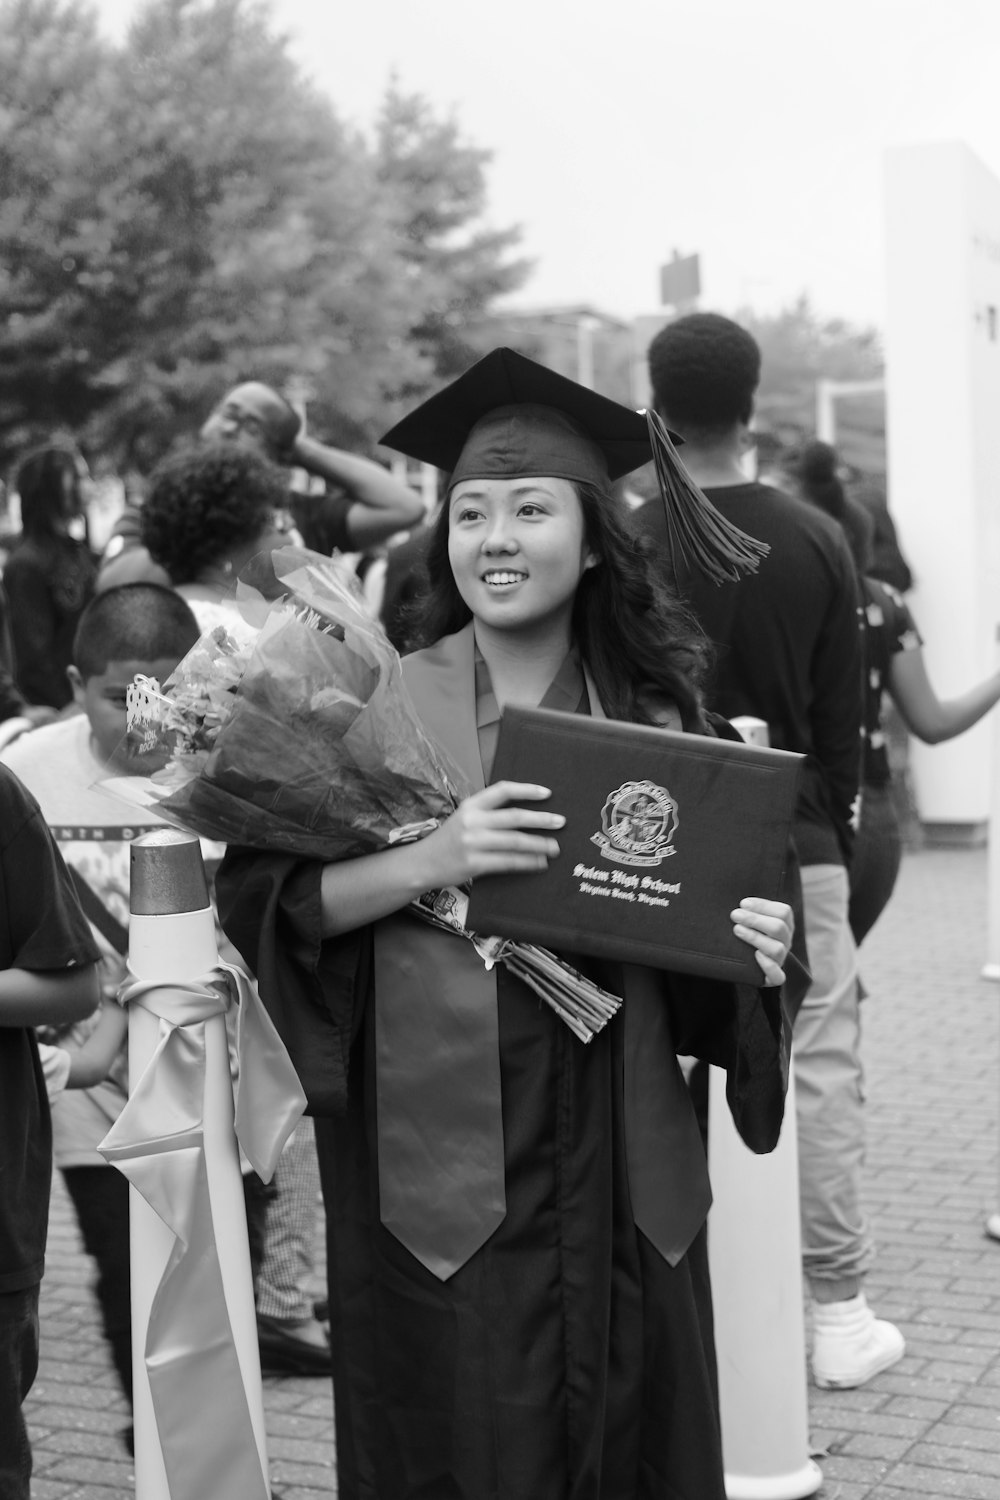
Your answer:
(0, 766), (99, 1500)
(643, 312), (904, 1391)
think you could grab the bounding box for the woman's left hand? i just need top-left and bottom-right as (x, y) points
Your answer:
(730, 897), (794, 987)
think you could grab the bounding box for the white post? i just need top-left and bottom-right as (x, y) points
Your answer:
(815, 380), (836, 444)
(884, 143), (1000, 837)
(124, 830), (268, 1499)
(983, 621), (1000, 983)
(982, 628), (1000, 1239)
(708, 1064), (821, 1500)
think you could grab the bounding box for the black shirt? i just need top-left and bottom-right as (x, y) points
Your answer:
(0, 766), (99, 1291)
(636, 482), (863, 866)
(288, 490), (353, 556)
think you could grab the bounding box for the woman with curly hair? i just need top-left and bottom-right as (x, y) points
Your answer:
(5, 443), (97, 708)
(139, 443), (289, 623)
(219, 352), (794, 1500)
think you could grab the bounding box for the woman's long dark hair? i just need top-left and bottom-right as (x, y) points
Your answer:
(789, 440), (873, 574)
(15, 444), (83, 543)
(408, 481), (712, 732)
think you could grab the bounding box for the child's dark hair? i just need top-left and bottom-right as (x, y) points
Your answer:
(73, 584), (201, 681)
(140, 442), (287, 584)
(647, 313), (761, 438)
(408, 483), (712, 732)
(15, 444), (83, 540)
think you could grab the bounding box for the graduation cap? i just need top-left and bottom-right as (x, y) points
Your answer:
(380, 348), (768, 585)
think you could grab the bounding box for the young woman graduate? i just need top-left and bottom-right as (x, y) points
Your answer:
(217, 350), (794, 1500)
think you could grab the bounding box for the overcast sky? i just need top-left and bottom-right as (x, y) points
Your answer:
(92, 0), (1000, 329)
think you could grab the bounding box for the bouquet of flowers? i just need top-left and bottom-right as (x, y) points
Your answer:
(127, 550), (462, 856)
(121, 547), (621, 1043)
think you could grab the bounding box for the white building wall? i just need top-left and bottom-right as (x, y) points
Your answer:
(884, 142), (1000, 830)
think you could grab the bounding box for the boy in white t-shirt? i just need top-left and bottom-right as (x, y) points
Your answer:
(1, 583), (201, 1440)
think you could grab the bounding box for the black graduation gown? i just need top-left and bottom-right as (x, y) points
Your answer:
(217, 627), (788, 1500)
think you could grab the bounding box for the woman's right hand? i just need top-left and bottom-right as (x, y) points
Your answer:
(320, 782), (564, 939)
(421, 781), (565, 886)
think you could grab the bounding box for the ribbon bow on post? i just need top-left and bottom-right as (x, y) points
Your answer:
(100, 960), (306, 1500)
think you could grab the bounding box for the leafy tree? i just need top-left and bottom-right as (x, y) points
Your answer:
(375, 80), (531, 389)
(83, 0), (432, 465)
(0, 0), (527, 472)
(0, 0), (115, 458)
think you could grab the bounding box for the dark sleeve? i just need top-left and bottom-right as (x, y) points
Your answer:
(215, 846), (370, 1115)
(3, 552), (63, 708)
(809, 537), (864, 862)
(654, 713), (791, 1152)
(667, 975), (790, 1154)
(1, 775), (99, 971)
(288, 492), (354, 556)
(704, 712), (810, 1022)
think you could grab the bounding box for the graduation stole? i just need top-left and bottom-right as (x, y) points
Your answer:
(373, 623), (711, 1281)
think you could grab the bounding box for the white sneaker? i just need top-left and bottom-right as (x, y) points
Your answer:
(811, 1293), (905, 1389)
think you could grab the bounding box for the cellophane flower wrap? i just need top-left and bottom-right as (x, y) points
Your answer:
(127, 548), (466, 856)
(123, 547), (621, 1042)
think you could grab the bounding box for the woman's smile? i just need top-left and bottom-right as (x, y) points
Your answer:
(482, 568), (528, 590)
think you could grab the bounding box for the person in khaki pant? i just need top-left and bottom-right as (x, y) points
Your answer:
(641, 311), (905, 1389)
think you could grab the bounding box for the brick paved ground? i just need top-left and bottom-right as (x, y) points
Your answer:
(807, 844), (1000, 1500)
(27, 1156), (336, 1499)
(22, 844), (1000, 1498)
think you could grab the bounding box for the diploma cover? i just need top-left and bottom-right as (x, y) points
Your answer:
(466, 705), (803, 984)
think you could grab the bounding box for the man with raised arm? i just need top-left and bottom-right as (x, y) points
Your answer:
(99, 381), (424, 588)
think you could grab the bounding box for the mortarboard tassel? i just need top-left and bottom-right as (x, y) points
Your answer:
(643, 408), (770, 585)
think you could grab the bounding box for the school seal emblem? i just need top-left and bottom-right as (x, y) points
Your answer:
(590, 779), (678, 867)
